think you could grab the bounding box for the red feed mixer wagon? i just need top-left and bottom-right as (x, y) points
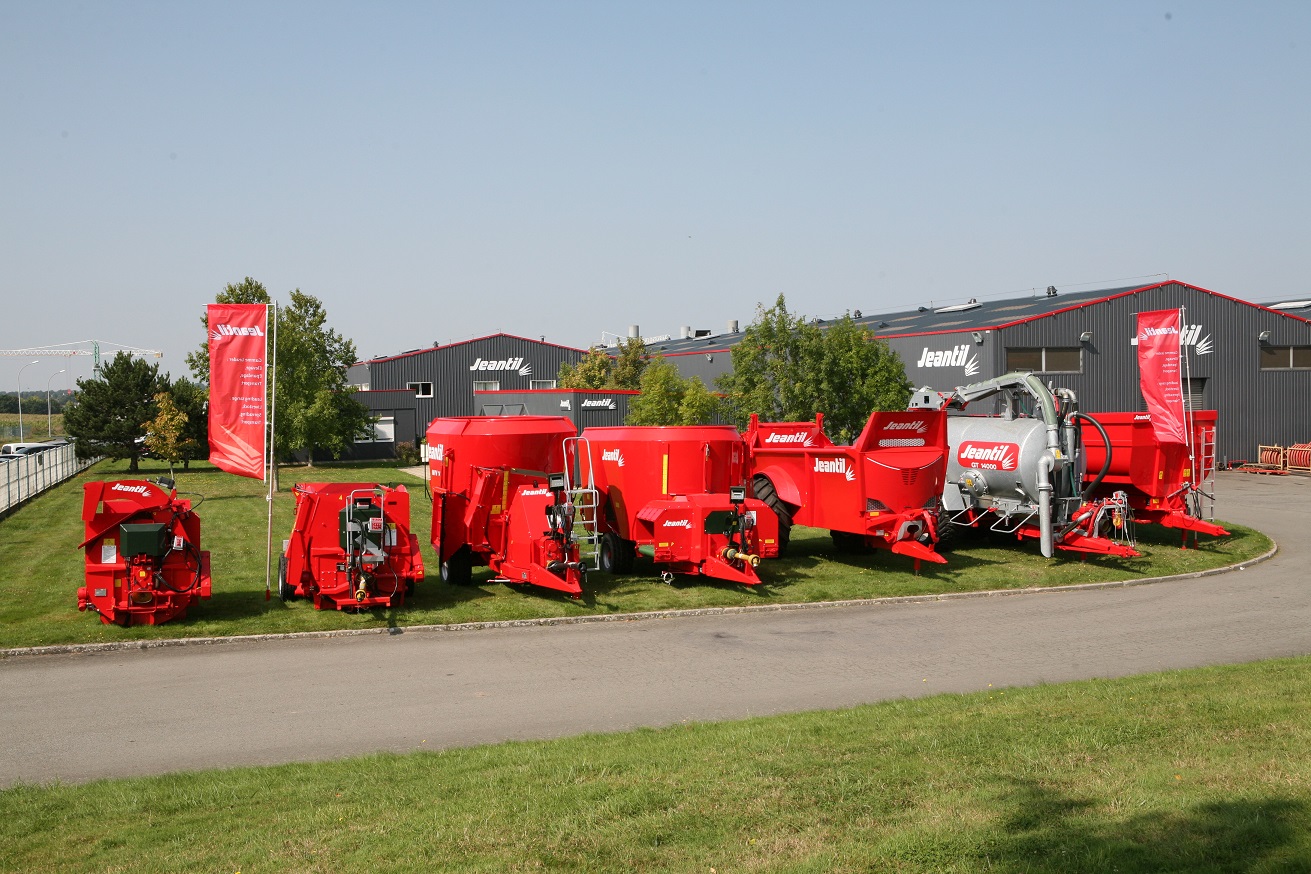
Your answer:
(428, 416), (587, 597)
(1080, 410), (1229, 544)
(742, 409), (950, 567)
(278, 482), (425, 610)
(77, 478), (212, 626)
(578, 424), (780, 585)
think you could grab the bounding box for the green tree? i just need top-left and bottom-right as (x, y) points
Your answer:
(167, 377), (210, 469)
(185, 277), (271, 381)
(677, 376), (721, 425)
(609, 337), (649, 390)
(143, 391), (191, 478)
(717, 295), (912, 443)
(557, 347), (614, 389)
(275, 290), (374, 465)
(63, 352), (167, 471)
(625, 357), (722, 426)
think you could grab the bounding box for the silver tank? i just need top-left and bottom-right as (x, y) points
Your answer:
(944, 416), (1051, 506)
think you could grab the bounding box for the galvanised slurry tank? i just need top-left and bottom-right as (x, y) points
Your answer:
(427, 415), (586, 597)
(579, 424), (779, 585)
(77, 478), (212, 626)
(1080, 410), (1228, 544)
(743, 408), (949, 566)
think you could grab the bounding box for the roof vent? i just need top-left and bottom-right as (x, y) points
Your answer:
(1046, 286), (1058, 297)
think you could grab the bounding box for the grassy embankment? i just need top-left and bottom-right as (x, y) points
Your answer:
(0, 412), (65, 443)
(2, 656), (1309, 872)
(0, 458), (1269, 650)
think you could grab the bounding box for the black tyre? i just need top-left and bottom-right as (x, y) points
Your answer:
(933, 518), (963, 552)
(599, 531), (635, 574)
(440, 545), (474, 586)
(277, 554), (297, 601)
(751, 474), (793, 553)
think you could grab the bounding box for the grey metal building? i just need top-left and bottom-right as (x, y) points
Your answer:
(346, 333), (589, 459)
(655, 280), (1311, 465)
(474, 388), (637, 430)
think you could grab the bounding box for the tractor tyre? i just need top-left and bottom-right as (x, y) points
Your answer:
(440, 546), (474, 586)
(752, 474), (793, 554)
(600, 532), (635, 574)
(934, 519), (963, 552)
(277, 554), (297, 601)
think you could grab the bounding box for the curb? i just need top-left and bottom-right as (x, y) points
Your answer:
(1, 541), (1279, 661)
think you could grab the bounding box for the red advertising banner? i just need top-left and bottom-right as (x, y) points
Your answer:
(1136, 308), (1188, 445)
(207, 303), (268, 479)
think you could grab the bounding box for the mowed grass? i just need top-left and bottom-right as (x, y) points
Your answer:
(3, 656), (1309, 872)
(0, 459), (1270, 650)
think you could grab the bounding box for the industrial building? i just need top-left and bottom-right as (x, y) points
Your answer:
(654, 280), (1311, 465)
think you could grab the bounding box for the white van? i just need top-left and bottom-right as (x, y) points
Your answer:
(0, 443), (51, 455)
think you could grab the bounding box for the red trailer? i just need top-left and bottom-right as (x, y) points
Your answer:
(578, 425), (780, 585)
(743, 410), (949, 566)
(77, 478), (212, 626)
(279, 482), (425, 610)
(1081, 410), (1229, 542)
(428, 416), (585, 597)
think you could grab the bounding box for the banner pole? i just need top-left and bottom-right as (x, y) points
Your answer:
(1180, 305), (1197, 489)
(264, 302), (279, 601)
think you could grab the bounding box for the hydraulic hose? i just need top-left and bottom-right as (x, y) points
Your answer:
(1068, 412), (1112, 501)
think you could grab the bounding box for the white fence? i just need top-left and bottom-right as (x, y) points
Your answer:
(1, 445), (98, 516)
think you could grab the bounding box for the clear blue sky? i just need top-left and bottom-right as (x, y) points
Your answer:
(3, 1), (1308, 392)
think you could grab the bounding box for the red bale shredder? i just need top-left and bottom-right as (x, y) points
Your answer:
(279, 482), (425, 610)
(78, 478), (212, 626)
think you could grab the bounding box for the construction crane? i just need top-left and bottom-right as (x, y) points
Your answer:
(0, 340), (163, 372)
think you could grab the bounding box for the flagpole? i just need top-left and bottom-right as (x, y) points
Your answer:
(264, 302), (279, 601)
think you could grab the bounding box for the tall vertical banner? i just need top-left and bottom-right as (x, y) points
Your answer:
(1136, 308), (1188, 445)
(207, 303), (268, 479)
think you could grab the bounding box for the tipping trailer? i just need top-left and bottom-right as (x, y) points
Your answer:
(742, 409), (949, 566)
(1080, 410), (1228, 544)
(911, 373), (1139, 558)
(77, 478), (212, 626)
(428, 416), (587, 597)
(279, 482), (425, 610)
(578, 425), (779, 585)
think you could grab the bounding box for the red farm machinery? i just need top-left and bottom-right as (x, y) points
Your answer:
(742, 409), (950, 567)
(428, 416), (587, 597)
(578, 424), (780, 585)
(913, 373), (1140, 558)
(278, 482), (425, 610)
(77, 478), (212, 626)
(1080, 410), (1229, 544)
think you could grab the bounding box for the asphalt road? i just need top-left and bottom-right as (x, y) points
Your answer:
(2, 472), (1307, 787)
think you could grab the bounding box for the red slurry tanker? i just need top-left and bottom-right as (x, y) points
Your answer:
(743, 409), (950, 566)
(77, 478), (212, 626)
(278, 482), (425, 610)
(1080, 410), (1228, 543)
(578, 424), (780, 585)
(427, 416), (586, 597)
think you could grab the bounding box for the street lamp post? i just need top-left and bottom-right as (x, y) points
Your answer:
(47, 370), (66, 438)
(16, 360), (38, 441)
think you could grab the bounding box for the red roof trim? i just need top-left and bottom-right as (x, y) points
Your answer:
(474, 388), (641, 395)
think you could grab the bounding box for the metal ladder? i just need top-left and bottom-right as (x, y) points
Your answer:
(1196, 425), (1219, 522)
(562, 437), (602, 569)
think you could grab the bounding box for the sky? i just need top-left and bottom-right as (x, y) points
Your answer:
(3, 1), (1309, 392)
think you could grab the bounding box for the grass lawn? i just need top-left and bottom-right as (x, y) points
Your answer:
(0, 458), (1270, 650)
(2, 656), (1308, 872)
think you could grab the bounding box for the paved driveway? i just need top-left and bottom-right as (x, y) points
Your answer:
(1, 472), (1307, 787)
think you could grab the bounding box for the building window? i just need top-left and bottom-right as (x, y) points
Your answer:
(479, 403), (526, 416)
(1259, 346), (1311, 370)
(407, 381), (434, 398)
(1005, 347), (1082, 373)
(357, 416), (395, 443)
(472, 380), (500, 392)
(530, 379), (557, 390)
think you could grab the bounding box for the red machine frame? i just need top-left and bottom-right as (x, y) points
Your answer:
(743, 409), (949, 566)
(77, 478), (212, 626)
(578, 425), (780, 585)
(279, 482), (425, 610)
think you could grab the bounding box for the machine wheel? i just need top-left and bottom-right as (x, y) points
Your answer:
(599, 532), (635, 574)
(934, 518), (971, 552)
(752, 474), (793, 553)
(830, 530), (870, 553)
(440, 546), (474, 586)
(277, 555), (297, 601)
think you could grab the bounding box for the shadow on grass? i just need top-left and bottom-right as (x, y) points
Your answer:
(971, 779), (1307, 872)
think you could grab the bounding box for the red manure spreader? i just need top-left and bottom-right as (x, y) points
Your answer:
(743, 409), (949, 567)
(78, 478), (212, 626)
(279, 482), (425, 610)
(428, 416), (586, 597)
(1080, 410), (1228, 544)
(579, 425), (780, 585)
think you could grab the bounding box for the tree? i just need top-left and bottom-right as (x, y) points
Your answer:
(63, 352), (167, 471)
(167, 377), (210, 469)
(717, 295), (912, 443)
(609, 337), (649, 390)
(143, 391), (191, 477)
(185, 277), (272, 381)
(557, 347), (613, 389)
(625, 357), (722, 426)
(677, 376), (720, 425)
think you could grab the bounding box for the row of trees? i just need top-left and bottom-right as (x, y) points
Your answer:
(64, 278), (371, 473)
(560, 296), (913, 442)
(0, 392), (74, 416)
